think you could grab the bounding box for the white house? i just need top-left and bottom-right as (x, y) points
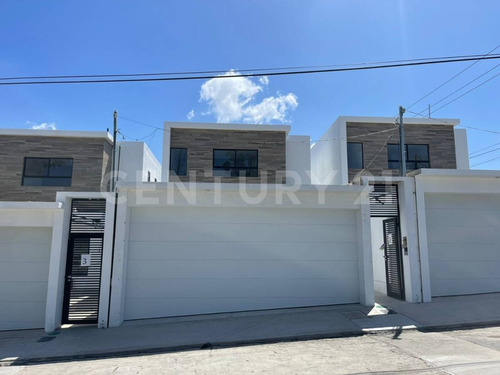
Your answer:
(1, 118), (498, 333)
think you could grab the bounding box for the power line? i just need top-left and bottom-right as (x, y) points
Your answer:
(1, 54), (492, 81)
(406, 110), (500, 135)
(412, 63), (500, 117)
(117, 114), (398, 144)
(469, 147), (500, 159)
(405, 43), (500, 110)
(430, 71), (500, 114)
(470, 142), (500, 155)
(2, 55), (500, 86)
(352, 133), (395, 181)
(471, 155), (500, 167)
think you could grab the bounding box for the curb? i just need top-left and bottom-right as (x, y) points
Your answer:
(416, 319), (500, 333)
(2, 320), (500, 367)
(1, 330), (368, 366)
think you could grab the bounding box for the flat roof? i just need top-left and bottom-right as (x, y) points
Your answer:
(0, 129), (114, 143)
(338, 115), (460, 126)
(164, 121), (291, 135)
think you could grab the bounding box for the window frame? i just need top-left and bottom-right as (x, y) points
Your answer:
(346, 142), (364, 169)
(22, 157), (74, 186)
(387, 144), (430, 170)
(212, 149), (259, 177)
(169, 147), (188, 177)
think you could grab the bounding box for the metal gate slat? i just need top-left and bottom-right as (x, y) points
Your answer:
(62, 199), (106, 325)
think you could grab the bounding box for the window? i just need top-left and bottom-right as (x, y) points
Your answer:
(22, 158), (73, 186)
(347, 142), (364, 169)
(387, 144), (430, 170)
(170, 148), (187, 176)
(213, 149), (258, 177)
(147, 170), (151, 182)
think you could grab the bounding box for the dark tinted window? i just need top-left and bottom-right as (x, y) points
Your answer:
(23, 158), (73, 186)
(213, 149), (258, 177)
(387, 144), (401, 163)
(48, 158), (73, 177)
(170, 148), (187, 176)
(407, 145), (429, 162)
(213, 150), (235, 168)
(388, 144), (429, 170)
(347, 142), (363, 169)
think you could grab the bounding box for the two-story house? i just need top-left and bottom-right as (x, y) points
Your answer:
(99, 121), (373, 328)
(3, 117), (498, 333)
(311, 116), (469, 185)
(311, 116), (500, 306)
(0, 129), (161, 202)
(162, 121), (310, 185)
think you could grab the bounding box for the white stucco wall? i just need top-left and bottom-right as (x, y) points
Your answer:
(286, 135), (311, 185)
(117, 142), (161, 183)
(454, 128), (470, 170)
(310, 118), (345, 185)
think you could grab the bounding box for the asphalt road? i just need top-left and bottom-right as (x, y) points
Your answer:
(1, 326), (499, 374)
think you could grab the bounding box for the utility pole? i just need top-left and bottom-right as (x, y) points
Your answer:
(399, 106), (406, 177)
(111, 111), (117, 192)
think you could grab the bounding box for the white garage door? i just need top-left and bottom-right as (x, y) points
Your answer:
(124, 206), (360, 320)
(0, 227), (51, 330)
(426, 193), (500, 297)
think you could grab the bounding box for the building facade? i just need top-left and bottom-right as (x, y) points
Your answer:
(163, 122), (311, 185)
(311, 116), (469, 185)
(0, 130), (114, 201)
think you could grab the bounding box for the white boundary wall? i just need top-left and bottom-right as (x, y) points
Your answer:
(108, 183), (374, 326)
(0, 203), (61, 331)
(413, 170), (500, 301)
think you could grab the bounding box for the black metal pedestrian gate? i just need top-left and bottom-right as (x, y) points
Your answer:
(383, 218), (405, 300)
(62, 199), (106, 324)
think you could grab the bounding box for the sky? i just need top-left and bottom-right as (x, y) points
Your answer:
(1, 0), (499, 169)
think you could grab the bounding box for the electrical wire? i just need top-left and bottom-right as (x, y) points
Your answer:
(469, 142), (500, 155)
(352, 132), (396, 181)
(412, 63), (500, 117)
(469, 147), (500, 159)
(471, 155), (500, 167)
(405, 44), (500, 110)
(430, 71), (500, 114)
(1, 54), (499, 82)
(117, 115), (399, 144)
(2, 55), (500, 86)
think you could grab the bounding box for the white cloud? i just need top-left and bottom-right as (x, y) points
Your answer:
(242, 93), (298, 123)
(259, 76), (269, 86)
(199, 70), (298, 124)
(186, 109), (195, 120)
(27, 121), (57, 130)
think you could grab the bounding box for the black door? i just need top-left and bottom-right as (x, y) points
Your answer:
(62, 199), (106, 324)
(383, 218), (405, 300)
(62, 234), (104, 324)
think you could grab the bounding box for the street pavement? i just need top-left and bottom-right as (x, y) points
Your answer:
(1, 326), (499, 374)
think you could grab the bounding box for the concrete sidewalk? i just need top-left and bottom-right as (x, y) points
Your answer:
(1, 293), (499, 366)
(376, 292), (500, 328)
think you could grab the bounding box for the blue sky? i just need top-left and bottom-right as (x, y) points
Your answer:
(1, 1), (499, 169)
